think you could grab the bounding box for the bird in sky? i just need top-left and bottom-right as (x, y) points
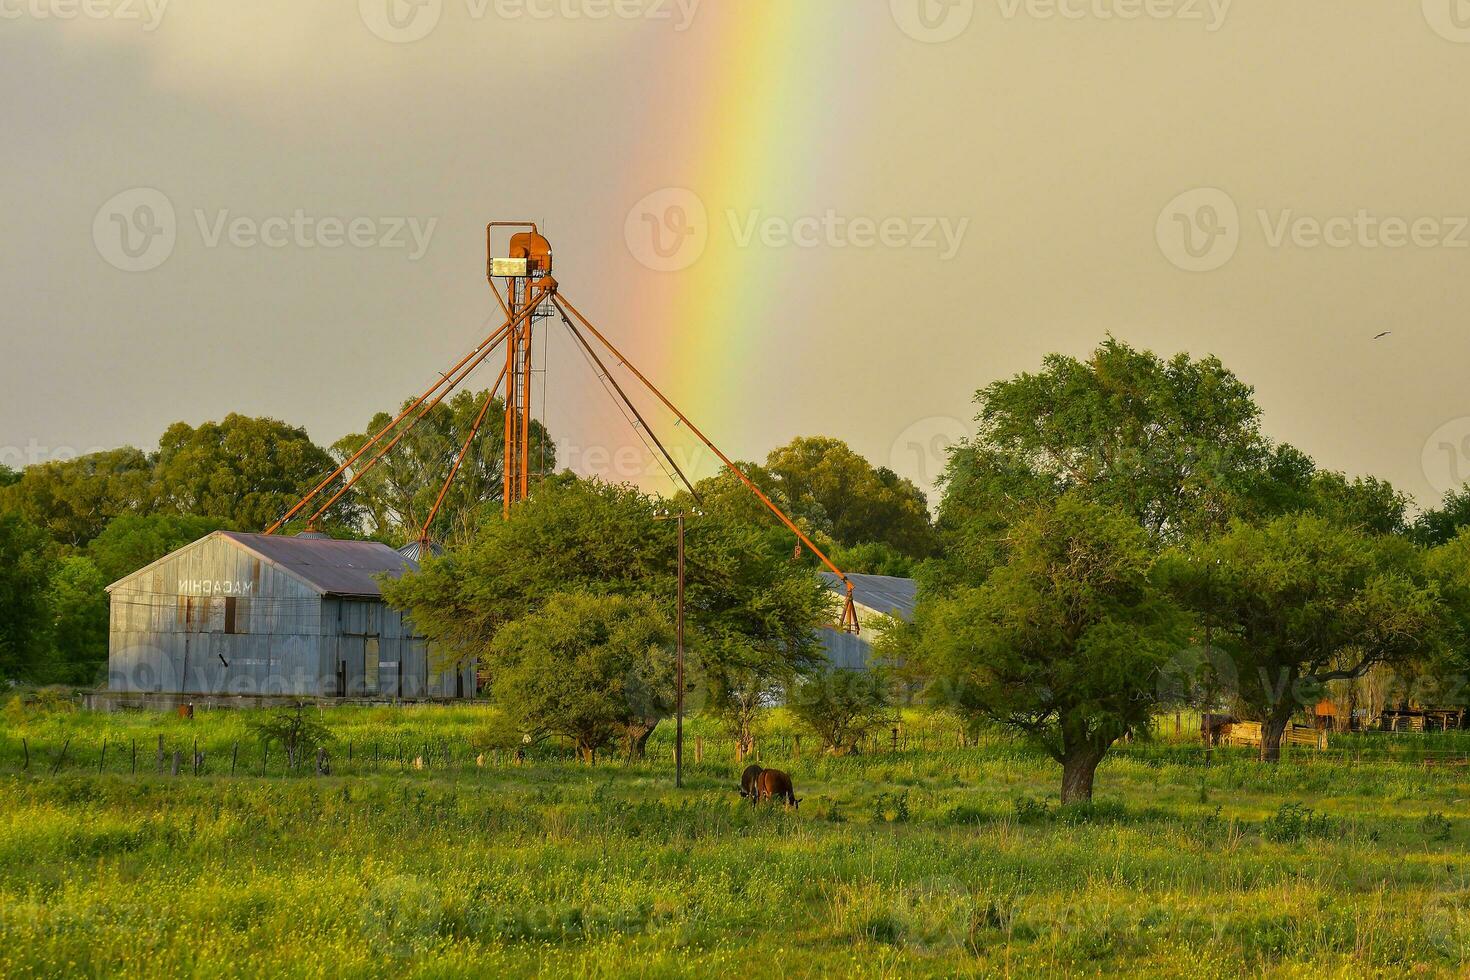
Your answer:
(1373, 331), (1392, 340)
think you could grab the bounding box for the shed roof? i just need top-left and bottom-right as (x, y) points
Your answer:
(221, 532), (418, 598)
(106, 531), (419, 599)
(820, 572), (917, 623)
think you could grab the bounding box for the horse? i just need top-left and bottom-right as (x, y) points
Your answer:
(754, 768), (800, 809)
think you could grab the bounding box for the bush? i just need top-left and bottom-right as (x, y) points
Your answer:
(789, 669), (894, 755)
(1262, 802), (1334, 843)
(246, 704), (333, 770)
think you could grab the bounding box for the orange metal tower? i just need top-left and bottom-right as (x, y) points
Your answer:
(266, 221), (861, 632)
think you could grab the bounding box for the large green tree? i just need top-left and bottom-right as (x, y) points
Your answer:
(154, 414), (354, 533)
(0, 512), (56, 681)
(0, 448), (155, 547)
(46, 555), (109, 685)
(86, 513), (231, 585)
(487, 591), (675, 762)
(917, 496), (1188, 803)
(1172, 515), (1447, 760)
(765, 436), (936, 557)
(334, 389), (555, 543)
(382, 478), (832, 746)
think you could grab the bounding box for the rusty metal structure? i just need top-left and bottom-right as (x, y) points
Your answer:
(265, 223), (861, 633)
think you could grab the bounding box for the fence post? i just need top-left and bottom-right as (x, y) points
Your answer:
(22, 737), (29, 771)
(99, 739), (107, 775)
(171, 750), (181, 777)
(231, 742), (239, 777)
(131, 738), (137, 775)
(51, 739), (70, 775)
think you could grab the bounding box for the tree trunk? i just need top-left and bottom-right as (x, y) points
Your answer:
(624, 721), (657, 759)
(1260, 710), (1292, 763)
(1060, 748), (1104, 805)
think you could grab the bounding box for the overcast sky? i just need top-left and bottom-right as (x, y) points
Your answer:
(5, 2), (1470, 509)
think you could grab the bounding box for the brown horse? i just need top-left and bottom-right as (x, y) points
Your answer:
(754, 768), (800, 809)
(739, 764), (764, 799)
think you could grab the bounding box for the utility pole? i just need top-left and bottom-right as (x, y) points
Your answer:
(675, 510), (685, 789)
(656, 509), (694, 788)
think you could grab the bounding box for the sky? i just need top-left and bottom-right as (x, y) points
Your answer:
(5, 1), (1470, 511)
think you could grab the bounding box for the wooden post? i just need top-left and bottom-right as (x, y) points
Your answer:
(131, 738), (137, 775)
(695, 736), (704, 764)
(171, 750), (181, 777)
(231, 742), (239, 776)
(99, 739), (107, 774)
(51, 739), (70, 775)
(262, 744), (268, 777)
(193, 737), (200, 775)
(22, 737), (29, 771)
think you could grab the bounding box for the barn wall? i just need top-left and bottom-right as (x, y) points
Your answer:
(109, 535), (327, 696)
(108, 534), (473, 700)
(321, 598), (458, 699)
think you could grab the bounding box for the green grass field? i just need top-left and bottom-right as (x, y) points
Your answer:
(3, 702), (1470, 977)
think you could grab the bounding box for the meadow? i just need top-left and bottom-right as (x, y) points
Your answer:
(3, 700), (1470, 977)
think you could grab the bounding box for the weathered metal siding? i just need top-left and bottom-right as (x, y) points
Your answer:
(321, 598), (452, 699)
(108, 534), (473, 700)
(109, 535), (326, 695)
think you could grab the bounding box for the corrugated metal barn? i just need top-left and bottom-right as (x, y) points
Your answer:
(106, 531), (473, 701)
(818, 572), (917, 670)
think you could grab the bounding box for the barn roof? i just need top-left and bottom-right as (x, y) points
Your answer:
(819, 572), (917, 623)
(220, 532), (418, 598)
(106, 531), (419, 599)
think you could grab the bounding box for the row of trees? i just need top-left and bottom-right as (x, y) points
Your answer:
(903, 339), (1470, 801)
(0, 395), (548, 684)
(0, 389), (936, 688)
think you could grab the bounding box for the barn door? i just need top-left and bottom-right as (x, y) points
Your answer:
(363, 637), (380, 696)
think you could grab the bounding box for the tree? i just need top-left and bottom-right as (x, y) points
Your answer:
(382, 478), (832, 744)
(1414, 486), (1470, 546)
(154, 414), (355, 533)
(938, 339), (1272, 561)
(247, 704), (334, 770)
(765, 436), (937, 557)
(675, 462), (833, 566)
(0, 448), (155, 547)
(0, 464), (18, 488)
(788, 668), (894, 756)
(0, 512), (55, 681)
(334, 389), (555, 543)
(1172, 515), (1447, 761)
(1305, 472), (1410, 537)
(46, 556), (109, 685)
(86, 514), (230, 585)
(918, 497), (1188, 803)
(486, 592), (674, 763)
(829, 541), (918, 579)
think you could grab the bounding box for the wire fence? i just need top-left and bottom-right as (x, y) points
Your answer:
(10, 722), (1470, 781)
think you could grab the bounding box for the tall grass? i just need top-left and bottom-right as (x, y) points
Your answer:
(3, 702), (1469, 976)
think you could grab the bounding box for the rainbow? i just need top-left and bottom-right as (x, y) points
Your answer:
(621, 7), (888, 475)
